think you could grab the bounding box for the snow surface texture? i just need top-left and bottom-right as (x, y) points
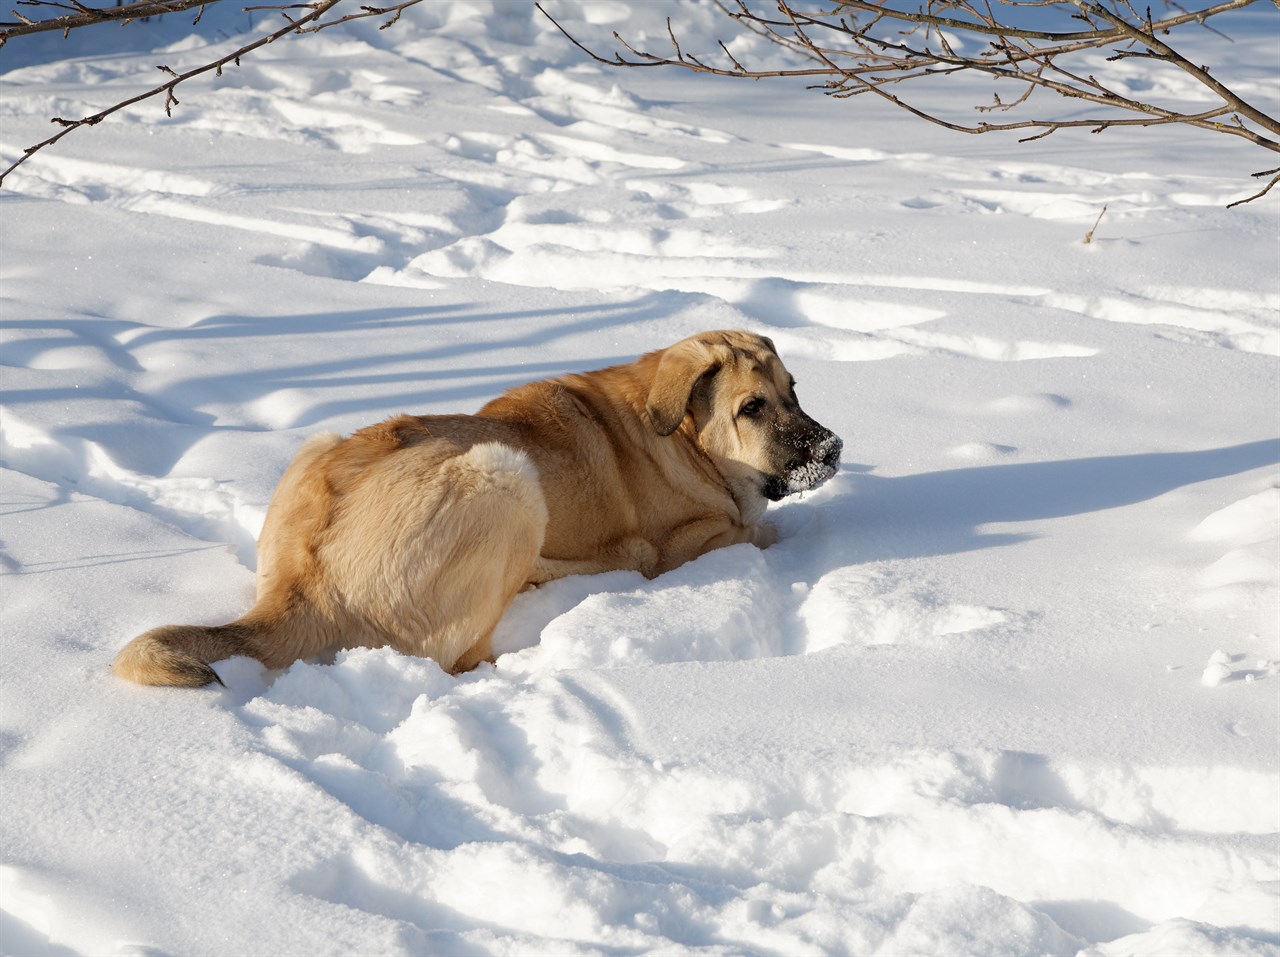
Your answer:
(2, 2), (1278, 954)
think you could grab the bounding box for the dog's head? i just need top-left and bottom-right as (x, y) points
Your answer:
(646, 330), (843, 513)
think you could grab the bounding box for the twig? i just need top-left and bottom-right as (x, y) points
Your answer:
(0, 0), (221, 40)
(1227, 167), (1280, 207)
(1083, 204), (1108, 242)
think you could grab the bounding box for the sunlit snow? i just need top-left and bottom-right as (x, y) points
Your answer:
(1, 3), (1277, 955)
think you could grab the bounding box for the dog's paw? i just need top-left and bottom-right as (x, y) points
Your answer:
(751, 522), (781, 549)
(616, 537), (661, 575)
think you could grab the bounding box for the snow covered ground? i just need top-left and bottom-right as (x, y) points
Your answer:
(1, 2), (1278, 954)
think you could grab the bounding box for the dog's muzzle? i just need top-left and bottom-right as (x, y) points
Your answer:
(763, 430), (843, 501)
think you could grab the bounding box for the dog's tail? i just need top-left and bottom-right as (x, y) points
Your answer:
(113, 619), (265, 688)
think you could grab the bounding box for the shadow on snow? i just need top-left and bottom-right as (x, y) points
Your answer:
(831, 438), (1280, 561)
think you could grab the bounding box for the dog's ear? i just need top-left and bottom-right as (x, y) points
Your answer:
(646, 339), (720, 436)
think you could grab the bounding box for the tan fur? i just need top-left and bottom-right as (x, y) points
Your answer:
(113, 330), (841, 686)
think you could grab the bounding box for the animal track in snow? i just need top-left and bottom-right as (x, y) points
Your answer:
(2, 148), (394, 260)
(441, 130), (684, 184)
(228, 644), (1280, 956)
(623, 177), (791, 218)
(889, 329), (1097, 362)
(1046, 289), (1279, 356)
(528, 69), (735, 145)
(270, 100), (423, 152)
(6, 55), (1112, 377)
(783, 139), (1170, 216)
(132, 195), (389, 253)
(0, 411), (264, 568)
(781, 141), (893, 163)
(767, 321), (1095, 365)
(0, 151), (221, 201)
(903, 187), (1137, 220)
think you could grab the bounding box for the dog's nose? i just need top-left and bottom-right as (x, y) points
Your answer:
(814, 431), (842, 463)
(825, 434), (843, 461)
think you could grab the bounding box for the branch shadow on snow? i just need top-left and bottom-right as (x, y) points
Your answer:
(1, 293), (679, 477)
(835, 438), (1280, 562)
(144, 294), (673, 431)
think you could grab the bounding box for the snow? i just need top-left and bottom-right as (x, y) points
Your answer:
(1, 2), (1278, 954)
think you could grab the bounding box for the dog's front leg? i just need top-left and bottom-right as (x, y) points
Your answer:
(451, 631), (495, 673)
(529, 536), (660, 585)
(748, 522), (780, 548)
(657, 516), (778, 574)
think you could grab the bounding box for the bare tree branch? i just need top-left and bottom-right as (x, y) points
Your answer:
(1227, 166), (1280, 207)
(0, 0), (436, 186)
(0, 0), (219, 41)
(2, 0), (1276, 204)
(536, 0), (1280, 204)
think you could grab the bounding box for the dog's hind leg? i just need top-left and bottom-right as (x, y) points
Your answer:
(363, 441), (547, 673)
(450, 631), (494, 674)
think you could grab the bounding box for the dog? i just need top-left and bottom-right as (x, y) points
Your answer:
(113, 330), (842, 686)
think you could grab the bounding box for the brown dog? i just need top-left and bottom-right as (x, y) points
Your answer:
(113, 330), (842, 686)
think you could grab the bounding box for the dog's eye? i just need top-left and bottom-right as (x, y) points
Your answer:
(739, 397), (766, 417)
